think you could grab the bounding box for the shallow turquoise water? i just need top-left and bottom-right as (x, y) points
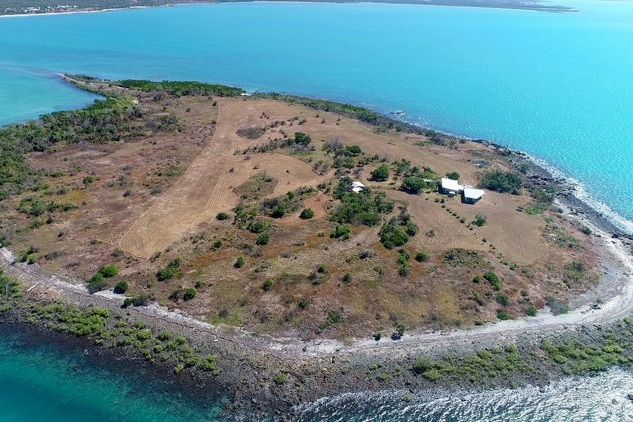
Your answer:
(0, 324), (223, 421)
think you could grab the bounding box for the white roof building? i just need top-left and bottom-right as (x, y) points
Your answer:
(440, 178), (463, 194)
(462, 187), (485, 204)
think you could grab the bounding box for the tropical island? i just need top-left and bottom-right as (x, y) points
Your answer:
(1, 75), (632, 418)
(0, 0), (576, 17)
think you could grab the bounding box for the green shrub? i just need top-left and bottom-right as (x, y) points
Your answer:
(330, 224), (351, 240)
(262, 279), (274, 291)
(342, 272), (352, 283)
(445, 171), (460, 180)
(497, 310), (510, 320)
(379, 218), (410, 249)
(198, 355), (219, 372)
(113, 280), (129, 294)
(183, 288), (196, 301)
(294, 132), (311, 145)
(297, 296), (308, 309)
(157, 331), (172, 341)
(496, 293), (509, 306)
(98, 265), (119, 278)
(415, 252), (428, 262)
(526, 305), (537, 317)
(345, 145), (362, 156)
(234, 256), (245, 268)
(371, 164), (390, 181)
(248, 220), (267, 233)
(400, 176), (431, 194)
(473, 214), (487, 227)
(273, 373), (288, 385)
(133, 293), (151, 306)
(479, 169), (522, 194)
(156, 258), (182, 281)
(216, 212), (229, 221)
(484, 272), (501, 290)
(256, 233), (269, 245)
(87, 273), (106, 293)
(300, 208), (315, 219)
(327, 310), (342, 324)
(398, 265), (410, 277)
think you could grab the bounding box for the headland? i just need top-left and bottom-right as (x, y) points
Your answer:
(1, 75), (632, 418)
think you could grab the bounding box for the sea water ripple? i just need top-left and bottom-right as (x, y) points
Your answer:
(296, 367), (633, 421)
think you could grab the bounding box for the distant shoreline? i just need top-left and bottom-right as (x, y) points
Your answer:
(0, 0), (577, 18)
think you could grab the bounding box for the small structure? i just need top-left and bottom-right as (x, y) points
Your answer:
(462, 187), (485, 204)
(351, 181), (366, 194)
(440, 178), (463, 196)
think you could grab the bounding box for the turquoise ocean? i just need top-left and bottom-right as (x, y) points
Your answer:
(2, 1), (633, 420)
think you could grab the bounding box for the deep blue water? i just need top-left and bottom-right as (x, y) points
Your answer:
(2, 1), (633, 419)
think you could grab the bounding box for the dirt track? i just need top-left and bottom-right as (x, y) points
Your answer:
(118, 99), (322, 258)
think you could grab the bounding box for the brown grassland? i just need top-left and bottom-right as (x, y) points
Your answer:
(0, 78), (599, 340)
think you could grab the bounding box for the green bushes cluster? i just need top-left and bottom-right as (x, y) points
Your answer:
(379, 212), (418, 249)
(115, 79), (244, 97)
(484, 272), (501, 290)
(156, 258), (182, 281)
(27, 299), (221, 376)
(123, 293), (151, 307)
(300, 208), (315, 219)
(87, 265), (120, 293)
(260, 186), (315, 219)
(412, 344), (529, 382)
(370, 164), (390, 181)
(330, 224), (351, 240)
(113, 280), (129, 294)
(479, 169), (522, 194)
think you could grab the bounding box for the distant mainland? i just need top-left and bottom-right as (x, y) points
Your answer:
(0, 0), (576, 18)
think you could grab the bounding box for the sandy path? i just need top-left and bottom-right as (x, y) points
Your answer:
(118, 100), (252, 258)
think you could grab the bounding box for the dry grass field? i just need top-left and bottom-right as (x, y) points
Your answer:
(0, 81), (599, 339)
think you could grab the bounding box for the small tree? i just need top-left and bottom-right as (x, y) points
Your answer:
(294, 132), (311, 146)
(113, 280), (129, 294)
(256, 233), (270, 245)
(87, 273), (106, 293)
(99, 265), (119, 278)
(371, 164), (390, 182)
(262, 279), (274, 291)
(400, 176), (426, 194)
(415, 251), (428, 262)
(473, 214), (487, 227)
(183, 288), (196, 301)
(300, 208), (315, 219)
(445, 171), (460, 180)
